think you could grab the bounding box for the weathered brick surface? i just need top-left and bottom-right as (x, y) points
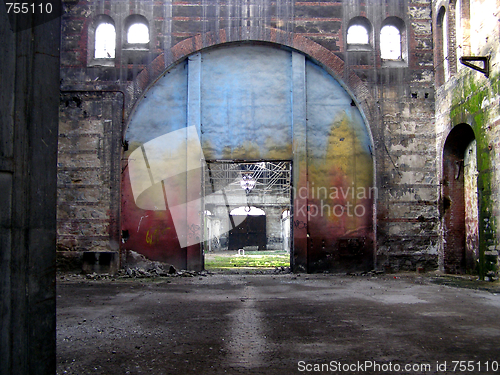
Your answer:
(433, 0), (500, 276)
(58, 92), (122, 253)
(59, 0), (439, 272)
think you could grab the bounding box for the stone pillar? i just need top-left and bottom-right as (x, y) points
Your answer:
(185, 53), (203, 270)
(266, 206), (283, 250)
(291, 52), (308, 272)
(0, 10), (60, 375)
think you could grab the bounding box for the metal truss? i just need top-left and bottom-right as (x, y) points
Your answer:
(204, 161), (291, 197)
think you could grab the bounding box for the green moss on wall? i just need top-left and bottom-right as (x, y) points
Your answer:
(449, 72), (500, 277)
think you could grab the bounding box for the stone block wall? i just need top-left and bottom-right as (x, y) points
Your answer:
(57, 92), (122, 255)
(58, 0), (439, 272)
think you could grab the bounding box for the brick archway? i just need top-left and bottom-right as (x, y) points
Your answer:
(127, 27), (376, 139)
(126, 32), (379, 269)
(441, 123), (477, 273)
(121, 43), (377, 272)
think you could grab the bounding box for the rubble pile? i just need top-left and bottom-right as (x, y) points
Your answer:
(273, 266), (291, 274)
(119, 250), (208, 278)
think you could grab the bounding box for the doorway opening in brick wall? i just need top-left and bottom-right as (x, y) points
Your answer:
(442, 124), (478, 274)
(202, 161), (292, 272)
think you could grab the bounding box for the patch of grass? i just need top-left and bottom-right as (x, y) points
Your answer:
(205, 251), (290, 269)
(430, 275), (500, 293)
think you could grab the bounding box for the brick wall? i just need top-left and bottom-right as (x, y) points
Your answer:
(59, 0), (438, 272)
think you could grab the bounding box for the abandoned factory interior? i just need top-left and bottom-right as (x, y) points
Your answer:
(53, 0), (500, 278)
(5, 0), (500, 373)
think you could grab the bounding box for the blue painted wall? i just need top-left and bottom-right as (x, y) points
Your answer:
(126, 60), (188, 146)
(200, 46), (293, 160)
(123, 44), (374, 272)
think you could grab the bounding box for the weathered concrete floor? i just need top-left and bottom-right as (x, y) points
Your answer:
(57, 273), (500, 375)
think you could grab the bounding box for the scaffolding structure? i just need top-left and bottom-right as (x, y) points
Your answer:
(204, 161), (291, 197)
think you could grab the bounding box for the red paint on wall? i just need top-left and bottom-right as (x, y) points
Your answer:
(306, 168), (374, 272)
(304, 118), (375, 272)
(121, 165), (187, 269)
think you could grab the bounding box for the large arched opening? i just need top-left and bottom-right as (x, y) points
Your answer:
(121, 43), (375, 273)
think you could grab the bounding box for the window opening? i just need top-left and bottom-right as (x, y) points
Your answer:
(347, 24), (369, 44)
(442, 9), (449, 78)
(230, 206), (265, 216)
(380, 25), (401, 60)
(95, 23), (116, 59)
(436, 7), (448, 84)
(95, 22), (116, 59)
(127, 23), (149, 44)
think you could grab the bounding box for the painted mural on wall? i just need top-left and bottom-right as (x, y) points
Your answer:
(304, 60), (374, 271)
(122, 44), (374, 271)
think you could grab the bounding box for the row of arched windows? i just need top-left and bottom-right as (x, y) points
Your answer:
(92, 14), (404, 62)
(346, 16), (406, 61)
(93, 14), (150, 59)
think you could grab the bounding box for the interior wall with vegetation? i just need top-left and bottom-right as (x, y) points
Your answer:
(434, 0), (500, 277)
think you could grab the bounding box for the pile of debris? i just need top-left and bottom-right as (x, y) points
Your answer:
(118, 267), (208, 278)
(119, 250), (208, 278)
(273, 266), (291, 274)
(56, 250), (211, 280)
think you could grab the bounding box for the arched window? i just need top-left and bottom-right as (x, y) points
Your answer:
(380, 17), (406, 63)
(95, 22), (116, 59)
(124, 15), (150, 48)
(127, 23), (149, 44)
(437, 7), (449, 82)
(347, 24), (369, 44)
(455, 0), (462, 65)
(346, 17), (372, 51)
(380, 25), (401, 59)
(440, 8), (449, 78)
(230, 206), (266, 216)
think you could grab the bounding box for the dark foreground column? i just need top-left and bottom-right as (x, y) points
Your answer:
(0, 6), (60, 375)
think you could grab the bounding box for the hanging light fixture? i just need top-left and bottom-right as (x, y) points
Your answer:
(240, 173), (256, 195)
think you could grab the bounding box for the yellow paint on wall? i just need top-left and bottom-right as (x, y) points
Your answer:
(307, 114), (373, 231)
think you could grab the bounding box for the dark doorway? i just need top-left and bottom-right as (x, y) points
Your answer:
(442, 123), (478, 273)
(228, 215), (267, 250)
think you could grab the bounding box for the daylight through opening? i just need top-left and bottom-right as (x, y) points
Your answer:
(380, 25), (401, 60)
(203, 161), (292, 271)
(127, 23), (149, 44)
(95, 22), (116, 58)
